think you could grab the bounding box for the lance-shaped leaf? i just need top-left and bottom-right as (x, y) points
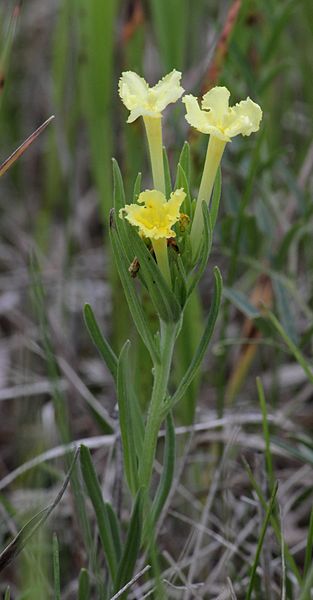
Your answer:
(178, 141), (191, 183)
(173, 253), (188, 308)
(78, 569), (90, 600)
(175, 162), (192, 217)
(166, 266), (222, 411)
(83, 303), (118, 381)
(117, 341), (141, 495)
(109, 218), (160, 364)
(80, 445), (119, 581)
(133, 171), (142, 202)
(163, 147), (172, 198)
(112, 489), (143, 596)
(187, 202), (212, 298)
(112, 159), (140, 266)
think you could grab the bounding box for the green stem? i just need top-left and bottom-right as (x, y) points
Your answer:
(143, 115), (166, 194)
(190, 135), (226, 259)
(152, 238), (171, 287)
(139, 320), (178, 490)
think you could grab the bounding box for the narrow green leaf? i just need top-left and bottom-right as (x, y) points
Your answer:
(53, 533), (61, 600)
(112, 159), (136, 265)
(257, 377), (275, 493)
(79, 0), (118, 216)
(150, 412), (175, 527)
(113, 489), (143, 596)
(175, 163), (191, 217)
(168, 266), (222, 410)
(163, 147), (172, 198)
(178, 141), (190, 183)
(304, 504), (313, 578)
(245, 482), (278, 600)
(209, 167), (222, 230)
(148, 0), (189, 70)
(83, 303), (118, 381)
(223, 287), (261, 319)
(300, 562), (313, 600)
(187, 203), (212, 298)
(117, 341), (140, 495)
(78, 569), (90, 600)
(133, 172), (142, 201)
(80, 445), (118, 581)
(267, 310), (313, 384)
(242, 456), (302, 584)
(4, 587), (10, 600)
(272, 278), (299, 344)
(173, 253), (188, 308)
(109, 220), (159, 363)
(105, 503), (122, 563)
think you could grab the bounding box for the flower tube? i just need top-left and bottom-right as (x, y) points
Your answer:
(183, 86), (262, 257)
(119, 70), (184, 194)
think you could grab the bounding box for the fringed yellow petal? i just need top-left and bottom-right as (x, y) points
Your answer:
(183, 86), (262, 141)
(119, 188), (186, 240)
(201, 86), (230, 120)
(119, 70), (184, 123)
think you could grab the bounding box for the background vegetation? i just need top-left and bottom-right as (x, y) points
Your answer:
(0, 0), (313, 598)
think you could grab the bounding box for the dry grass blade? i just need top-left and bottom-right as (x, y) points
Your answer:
(0, 115), (54, 176)
(109, 564), (151, 599)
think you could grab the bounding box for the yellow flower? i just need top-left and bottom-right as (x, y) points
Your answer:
(118, 70), (184, 123)
(183, 86), (262, 142)
(120, 188), (186, 240)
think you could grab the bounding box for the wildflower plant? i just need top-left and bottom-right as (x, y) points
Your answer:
(84, 70), (262, 593)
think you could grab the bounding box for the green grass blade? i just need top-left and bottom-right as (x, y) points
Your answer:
(267, 310), (313, 384)
(178, 141), (190, 183)
(304, 504), (313, 578)
(52, 533), (61, 600)
(117, 341), (140, 495)
(80, 445), (118, 581)
(148, 0), (189, 70)
(105, 504), (122, 564)
(79, 0), (118, 217)
(242, 456), (302, 584)
(78, 569), (90, 600)
(299, 563), (313, 600)
(256, 377), (275, 492)
(113, 489), (143, 596)
(245, 482), (278, 600)
(169, 266), (222, 410)
(83, 303), (118, 381)
(133, 172), (142, 201)
(4, 587), (10, 600)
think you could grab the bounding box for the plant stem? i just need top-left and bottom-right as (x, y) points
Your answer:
(152, 238), (171, 287)
(190, 135), (226, 259)
(139, 320), (178, 490)
(143, 115), (166, 195)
